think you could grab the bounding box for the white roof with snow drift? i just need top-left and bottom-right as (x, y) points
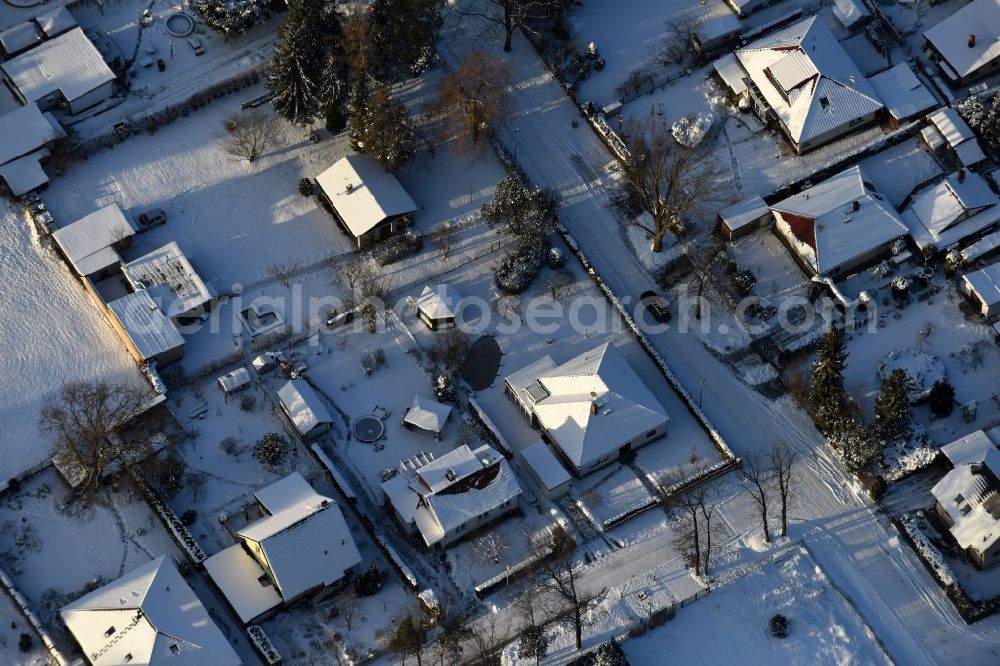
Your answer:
(417, 283), (462, 322)
(1, 27), (114, 105)
(123, 241), (215, 319)
(0, 152), (50, 196)
(924, 0), (1000, 81)
(34, 6), (78, 38)
(52, 203), (135, 276)
(0, 22), (41, 55)
(904, 171), (1000, 250)
(719, 195), (770, 233)
(734, 16), (882, 147)
(107, 290), (185, 362)
(316, 154), (417, 238)
(520, 440), (571, 491)
(932, 448), (1000, 552)
(276, 380), (332, 436)
(868, 64), (936, 122)
(61, 555), (241, 666)
(942, 428), (1000, 467)
(833, 0), (869, 29)
(506, 342), (670, 470)
(963, 263), (1000, 309)
(403, 395), (452, 434)
(237, 472), (361, 600)
(928, 108), (976, 148)
(771, 165), (909, 275)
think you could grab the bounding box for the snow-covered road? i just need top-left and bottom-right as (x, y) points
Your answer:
(437, 12), (1000, 664)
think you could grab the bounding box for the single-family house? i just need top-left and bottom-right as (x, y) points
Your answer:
(52, 203), (136, 278)
(770, 165), (910, 278)
(718, 195), (772, 240)
(204, 473), (362, 623)
(716, 17), (883, 153)
(381, 444), (522, 548)
(923, 108), (986, 168)
(961, 262), (1000, 317)
(868, 64), (938, 128)
(901, 170), (1000, 254)
(932, 428), (1000, 569)
(316, 154), (417, 249)
(276, 380), (333, 440)
(1, 27), (115, 114)
(61, 555), (241, 666)
(416, 283), (462, 330)
(122, 241), (216, 323)
(518, 440), (572, 500)
(402, 395), (452, 439)
(924, 0), (1000, 87)
(0, 102), (65, 196)
(504, 342), (670, 476)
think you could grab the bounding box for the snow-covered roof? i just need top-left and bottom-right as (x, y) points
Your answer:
(713, 53), (749, 96)
(0, 22), (41, 55)
(921, 125), (946, 152)
(961, 228), (1000, 264)
(963, 262), (1000, 308)
(203, 544), (283, 624)
(904, 171), (1000, 248)
(719, 195), (770, 232)
(868, 64), (937, 122)
(237, 473), (361, 601)
(520, 440), (572, 491)
(34, 6), (77, 38)
(218, 367), (251, 393)
(955, 139), (987, 167)
(403, 395), (452, 434)
(833, 0), (869, 29)
(924, 0), (1000, 80)
(315, 154), (417, 238)
(61, 556), (241, 666)
(942, 428), (1000, 467)
(107, 291), (185, 362)
(416, 283), (462, 322)
(122, 241), (215, 319)
(0, 151), (50, 196)
(771, 165), (909, 275)
(0, 103), (64, 167)
(506, 343), (670, 469)
(932, 448), (1000, 552)
(695, 13), (741, 44)
(276, 380), (332, 436)
(52, 203), (135, 276)
(928, 108), (975, 148)
(734, 16), (882, 147)
(1, 28), (115, 105)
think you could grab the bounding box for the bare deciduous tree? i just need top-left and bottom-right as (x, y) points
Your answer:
(342, 599), (360, 631)
(741, 453), (772, 544)
(472, 530), (511, 565)
(427, 328), (470, 378)
(330, 252), (370, 291)
(40, 380), (157, 496)
(532, 528), (604, 650)
(657, 18), (696, 67)
(614, 116), (727, 252)
(540, 269), (574, 303)
(661, 464), (721, 576)
(220, 111), (281, 163)
(436, 51), (513, 153)
(457, 0), (557, 51)
(770, 444), (798, 538)
(465, 610), (510, 666)
(430, 223), (460, 260)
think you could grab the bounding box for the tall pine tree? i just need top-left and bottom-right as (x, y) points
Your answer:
(810, 327), (848, 431)
(348, 74), (371, 152)
(267, 23), (322, 125)
(875, 369), (911, 441)
(353, 82), (416, 171)
(367, 0), (444, 78)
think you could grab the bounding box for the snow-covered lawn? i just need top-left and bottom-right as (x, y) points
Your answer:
(621, 547), (893, 666)
(577, 465), (656, 527)
(445, 513), (557, 591)
(0, 591), (51, 666)
(0, 200), (143, 485)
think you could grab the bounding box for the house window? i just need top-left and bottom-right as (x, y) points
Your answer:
(105, 627), (116, 638)
(819, 96), (830, 109)
(169, 644), (180, 655)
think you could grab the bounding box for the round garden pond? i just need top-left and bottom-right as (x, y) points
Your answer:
(354, 415), (384, 442)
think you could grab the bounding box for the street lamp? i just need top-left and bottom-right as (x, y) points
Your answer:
(513, 128), (520, 159)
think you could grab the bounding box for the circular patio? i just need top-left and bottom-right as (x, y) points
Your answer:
(353, 415), (385, 443)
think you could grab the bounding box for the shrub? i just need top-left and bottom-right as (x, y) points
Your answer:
(372, 231), (423, 266)
(494, 243), (546, 294)
(219, 436), (242, 458)
(298, 178), (314, 196)
(151, 452), (187, 498)
(769, 614), (788, 639)
(254, 432), (289, 467)
(355, 562), (382, 596)
(928, 381), (956, 418)
(240, 393), (257, 412)
(867, 475), (888, 500)
(18, 633), (31, 653)
(732, 270), (757, 297)
(194, 0), (267, 34)
(181, 510), (198, 526)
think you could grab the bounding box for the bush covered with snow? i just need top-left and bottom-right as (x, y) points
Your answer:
(195, 0), (268, 34)
(731, 269), (757, 297)
(877, 349), (946, 403)
(494, 242), (546, 294)
(671, 112), (714, 148)
(900, 513), (957, 588)
(253, 432), (289, 467)
(372, 230), (423, 266)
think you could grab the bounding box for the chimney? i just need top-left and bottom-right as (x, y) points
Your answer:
(346, 182), (354, 193)
(958, 168), (967, 183)
(445, 468), (456, 482)
(591, 402), (599, 415)
(969, 33), (976, 48)
(852, 200), (860, 212)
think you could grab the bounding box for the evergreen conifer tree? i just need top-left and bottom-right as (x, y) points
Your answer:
(810, 327), (848, 431)
(353, 82), (416, 170)
(348, 74), (370, 152)
(267, 22), (323, 125)
(875, 369), (911, 440)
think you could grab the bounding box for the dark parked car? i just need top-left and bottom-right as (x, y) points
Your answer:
(136, 208), (166, 230)
(639, 289), (671, 323)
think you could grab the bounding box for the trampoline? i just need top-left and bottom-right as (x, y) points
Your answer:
(165, 13), (195, 37)
(354, 415), (385, 443)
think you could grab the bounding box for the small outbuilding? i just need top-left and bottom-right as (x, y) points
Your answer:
(718, 195), (772, 240)
(0, 22), (41, 58)
(402, 395), (452, 439)
(277, 380), (333, 440)
(518, 440), (572, 500)
(869, 64), (937, 127)
(833, 0), (871, 31)
(961, 263), (1000, 318)
(416, 283), (462, 330)
(218, 367), (252, 396)
(51, 203), (135, 278)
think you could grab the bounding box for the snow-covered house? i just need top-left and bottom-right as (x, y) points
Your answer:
(276, 380), (333, 440)
(205, 473), (361, 623)
(402, 395), (452, 439)
(932, 428), (1000, 569)
(380, 444), (522, 548)
(901, 170), (1000, 254)
(34, 6), (78, 39)
(61, 555), (241, 666)
(868, 64), (937, 128)
(0, 22), (41, 58)
(122, 241), (216, 323)
(504, 342), (670, 476)
(693, 14), (742, 53)
(924, 0), (1000, 87)
(416, 283), (462, 330)
(833, 0), (871, 31)
(923, 108), (986, 168)
(961, 262), (1000, 317)
(52, 204), (136, 278)
(518, 440), (572, 500)
(716, 17), (883, 153)
(316, 154), (418, 249)
(770, 165), (910, 278)
(0, 102), (65, 196)
(1, 27), (115, 114)
(718, 195), (772, 240)
(106, 290), (186, 365)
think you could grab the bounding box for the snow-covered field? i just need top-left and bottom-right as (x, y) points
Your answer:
(0, 200), (143, 484)
(621, 547), (893, 666)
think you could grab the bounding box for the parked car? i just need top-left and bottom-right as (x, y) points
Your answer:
(136, 208), (166, 230)
(639, 289), (671, 323)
